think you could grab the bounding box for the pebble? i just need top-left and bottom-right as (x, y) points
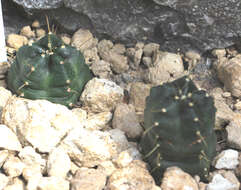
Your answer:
(214, 149), (239, 170)
(7, 34), (28, 49)
(3, 156), (25, 177)
(207, 173), (238, 190)
(20, 26), (35, 38)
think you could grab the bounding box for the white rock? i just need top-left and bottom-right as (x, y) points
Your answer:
(1, 96), (82, 153)
(0, 150), (9, 168)
(114, 151), (133, 168)
(207, 174), (237, 190)
(60, 127), (119, 167)
(83, 112), (112, 130)
(26, 175), (41, 190)
(3, 156), (25, 177)
(18, 146), (46, 174)
(3, 177), (25, 190)
(0, 125), (22, 151)
(47, 147), (71, 178)
(36, 176), (69, 190)
(0, 173), (8, 190)
(214, 149), (239, 169)
(80, 78), (124, 113)
(0, 87), (12, 118)
(71, 108), (87, 123)
(22, 165), (42, 182)
(7, 34), (28, 49)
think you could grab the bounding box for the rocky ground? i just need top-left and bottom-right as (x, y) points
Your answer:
(0, 21), (241, 190)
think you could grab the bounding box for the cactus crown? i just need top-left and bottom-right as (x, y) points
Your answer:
(7, 32), (93, 108)
(139, 76), (216, 184)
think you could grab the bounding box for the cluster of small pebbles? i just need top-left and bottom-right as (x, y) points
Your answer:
(0, 20), (241, 190)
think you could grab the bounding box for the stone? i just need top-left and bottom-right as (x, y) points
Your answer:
(20, 26), (35, 38)
(143, 43), (160, 57)
(18, 146), (46, 174)
(1, 96), (81, 153)
(210, 88), (234, 129)
(0, 173), (8, 190)
(22, 165), (42, 182)
(60, 127), (120, 167)
(226, 113), (241, 150)
(0, 150), (9, 168)
(184, 51), (201, 70)
(36, 28), (46, 38)
(80, 78), (124, 113)
(126, 42), (144, 70)
(47, 147), (71, 178)
(0, 80), (7, 88)
(145, 66), (170, 85)
(114, 150), (133, 168)
(215, 170), (240, 190)
(91, 60), (112, 79)
(213, 149), (239, 170)
(70, 168), (107, 190)
(0, 87), (12, 118)
(207, 173), (239, 190)
(109, 52), (129, 74)
(160, 167), (199, 190)
(36, 176), (69, 190)
(26, 175), (42, 190)
(0, 124), (22, 151)
(83, 47), (100, 66)
(6, 34), (28, 49)
(32, 20), (40, 28)
(142, 56), (152, 68)
(3, 177), (25, 190)
(112, 43), (126, 55)
(234, 101), (241, 110)
(3, 156), (25, 177)
(212, 49), (226, 58)
(129, 82), (151, 112)
(71, 108), (87, 123)
(83, 112), (112, 130)
(98, 161), (117, 176)
(0, 61), (10, 75)
(107, 160), (156, 190)
(71, 28), (96, 51)
(112, 103), (143, 139)
(216, 55), (241, 97)
(97, 40), (114, 59)
(60, 34), (71, 45)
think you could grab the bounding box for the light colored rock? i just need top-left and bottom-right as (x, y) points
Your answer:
(0, 87), (12, 118)
(1, 96), (81, 153)
(32, 20), (40, 28)
(60, 127), (119, 167)
(112, 43), (126, 55)
(143, 43), (160, 57)
(212, 48), (226, 58)
(112, 103), (143, 138)
(234, 101), (241, 110)
(145, 66), (170, 85)
(0, 150), (9, 168)
(7, 34), (28, 49)
(70, 168), (107, 190)
(83, 47), (100, 66)
(98, 161), (117, 176)
(26, 175), (42, 190)
(160, 167), (199, 190)
(18, 146), (46, 174)
(60, 34), (71, 45)
(20, 26), (35, 38)
(36, 176), (69, 190)
(36, 28), (46, 38)
(114, 150), (133, 168)
(215, 170), (240, 190)
(210, 88), (234, 129)
(80, 78), (124, 113)
(71, 108), (87, 123)
(126, 42), (144, 69)
(129, 82), (151, 112)
(3, 177), (25, 190)
(142, 56), (153, 67)
(216, 54), (241, 97)
(22, 165), (42, 182)
(97, 39), (114, 60)
(91, 60), (112, 79)
(214, 149), (239, 170)
(0, 173), (8, 190)
(0, 125), (22, 151)
(3, 156), (25, 177)
(222, 92), (232, 98)
(109, 52), (129, 74)
(207, 173), (238, 190)
(83, 112), (112, 130)
(0, 80), (7, 88)
(71, 29), (96, 51)
(107, 160), (156, 190)
(47, 147), (71, 178)
(184, 51), (201, 70)
(226, 113), (241, 150)
(0, 61), (10, 75)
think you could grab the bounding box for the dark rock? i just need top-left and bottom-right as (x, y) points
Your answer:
(9, 0), (241, 52)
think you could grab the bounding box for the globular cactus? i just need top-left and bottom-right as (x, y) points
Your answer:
(7, 33), (93, 108)
(139, 76), (216, 184)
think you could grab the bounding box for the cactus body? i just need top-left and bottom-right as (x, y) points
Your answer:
(7, 33), (92, 107)
(139, 76), (216, 184)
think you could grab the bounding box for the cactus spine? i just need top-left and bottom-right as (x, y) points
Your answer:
(139, 76), (216, 184)
(7, 32), (92, 108)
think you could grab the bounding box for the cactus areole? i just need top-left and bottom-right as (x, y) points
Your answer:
(139, 76), (217, 184)
(7, 33), (93, 108)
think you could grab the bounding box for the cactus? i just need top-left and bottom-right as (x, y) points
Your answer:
(139, 76), (216, 184)
(7, 33), (93, 108)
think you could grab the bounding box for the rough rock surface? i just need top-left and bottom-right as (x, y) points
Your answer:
(80, 78), (124, 113)
(160, 167), (199, 190)
(9, 0), (241, 52)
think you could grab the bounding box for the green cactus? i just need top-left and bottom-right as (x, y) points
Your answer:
(139, 76), (216, 184)
(7, 33), (93, 108)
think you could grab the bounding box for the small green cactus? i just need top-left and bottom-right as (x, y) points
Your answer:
(139, 76), (216, 184)
(7, 33), (93, 108)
